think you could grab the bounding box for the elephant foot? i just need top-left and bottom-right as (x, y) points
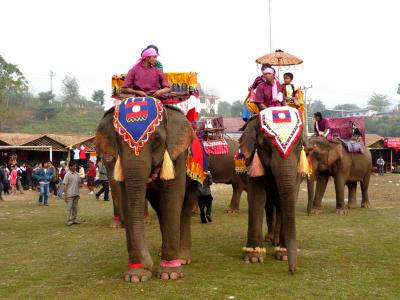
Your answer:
(274, 247), (288, 261)
(124, 266), (152, 283)
(311, 208), (322, 215)
(263, 233), (274, 243)
(243, 247), (266, 263)
(179, 249), (192, 265)
(347, 202), (358, 209)
(226, 208), (240, 214)
(158, 260), (184, 280)
(361, 201), (371, 208)
(336, 208), (348, 215)
(111, 216), (123, 228)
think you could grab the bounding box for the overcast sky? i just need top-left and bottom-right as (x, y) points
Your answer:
(1, 0), (399, 108)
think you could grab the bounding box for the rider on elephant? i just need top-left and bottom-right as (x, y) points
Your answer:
(313, 112), (330, 137)
(121, 47), (171, 99)
(253, 66), (285, 111)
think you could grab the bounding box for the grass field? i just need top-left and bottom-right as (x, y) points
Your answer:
(1, 174), (400, 299)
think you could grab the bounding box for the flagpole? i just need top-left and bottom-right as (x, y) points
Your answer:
(269, 0), (272, 52)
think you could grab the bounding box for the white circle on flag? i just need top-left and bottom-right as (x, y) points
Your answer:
(132, 105), (141, 113)
(278, 112), (286, 119)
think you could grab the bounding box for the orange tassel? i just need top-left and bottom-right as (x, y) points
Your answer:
(114, 155), (124, 182)
(248, 149), (265, 177)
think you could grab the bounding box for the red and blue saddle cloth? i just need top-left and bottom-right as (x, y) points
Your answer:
(234, 150), (246, 174)
(113, 97), (163, 156)
(259, 106), (303, 158)
(113, 96), (207, 183)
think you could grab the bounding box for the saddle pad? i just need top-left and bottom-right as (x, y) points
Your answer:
(202, 140), (229, 155)
(113, 97), (163, 156)
(259, 106), (303, 158)
(186, 135), (208, 184)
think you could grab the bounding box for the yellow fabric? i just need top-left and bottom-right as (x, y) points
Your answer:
(245, 90), (259, 113)
(297, 147), (312, 178)
(286, 88), (304, 121)
(165, 72), (197, 86)
(234, 158), (246, 174)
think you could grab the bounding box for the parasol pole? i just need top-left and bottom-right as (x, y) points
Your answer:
(269, 0), (272, 52)
(303, 85), (313, 138)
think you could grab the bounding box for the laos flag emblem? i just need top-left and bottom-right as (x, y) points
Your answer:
(272, 110), (291, 123)
(125, 99), (148, 122)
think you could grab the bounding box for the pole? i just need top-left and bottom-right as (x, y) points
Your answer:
(50, 146), (53, 162)
(303, 85), (313, 138)
(390, 148), (393, 173)
(269, 0), (272, 52)
(49, 70), (56, 92)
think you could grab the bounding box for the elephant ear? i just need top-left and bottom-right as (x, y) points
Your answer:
(239, 118), (259, 159)
(165, 107), (194, 161)
(328, 143), (344, 166)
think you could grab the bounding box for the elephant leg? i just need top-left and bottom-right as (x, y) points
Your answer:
(347, 182), (357, 209)
(360, 175), (371, 208)
(110, 179), (124, 228)
(312, 175), (329, 213)
(334, 176), (347, 214)
(264, 198), (275, 243)
(244, 176), (266, 263)
(274, 210), (288, 261)
(179, 181), (197, 265)
(120, 181), (153, 283)
(158, 155), (186, 280)
(226, 183), (244, 213)
(144, 200), (151, 223)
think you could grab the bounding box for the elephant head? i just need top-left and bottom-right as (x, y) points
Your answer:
(96, 105), (194, 270)
(306, 136), (343, 214)
(239, 116), (302, 273)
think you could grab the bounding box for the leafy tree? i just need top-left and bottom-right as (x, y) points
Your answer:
(230, 100), (243, 117)
(308, 100), (327, 114)
(38, 90), (55, 105)
(0, 55), (28, 129)
(333, 103), (360, 110)
(61, 75), (80, 104)
(91, 89), (105, 106)
(217, 101), (232, 116)
(367, 93), (391, 112)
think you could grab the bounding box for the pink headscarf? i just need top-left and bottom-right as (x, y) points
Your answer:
(134, 48), (158, 67)
(263, 67), (279, 99)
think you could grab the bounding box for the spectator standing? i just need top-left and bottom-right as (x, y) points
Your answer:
(197, 171), (213, 224)
(0, 165), (5, 201)
(48, 161), (58, 196)
(15, 165), (24, 194)
(79, 145), (87, 170)
(63, 161), (81, 226)
(26, 164), (33, 190)
(57, 162), (67, 198)
(9, 165), (18, 195)
(2, 164), (10, 195)
(95, 158), (109, 201)
(377, 156), (385, 176)
(78, 165), (85, 187)
(86, 161), (96, 195)
(33, 162), (53, 206)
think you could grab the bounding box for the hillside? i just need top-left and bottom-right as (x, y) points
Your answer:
(18, 107), (104, 135)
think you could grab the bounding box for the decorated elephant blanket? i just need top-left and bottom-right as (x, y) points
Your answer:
(259, 106), (303, 158)
(186, 135), (208, 184)
(234, 150), (246, 174)
(113, 97), (163, 155)
(202, 140), (229, 155)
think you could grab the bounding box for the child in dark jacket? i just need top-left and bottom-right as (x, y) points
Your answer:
(197, 171), (213, 224)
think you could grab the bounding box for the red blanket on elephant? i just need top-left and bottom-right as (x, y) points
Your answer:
(326, 116), (365, 144)
(186, 135), (208, 184)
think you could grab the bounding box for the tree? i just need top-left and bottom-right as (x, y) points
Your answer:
(91, 89), (105, 106)
(230, 100), (243, 117)
(308, 100), (326, 114)
(38, 90), (55, 105)
(333, 103), (360, 111)
(0, 55), (28, 129)
(367, 93), (391, 112)
(217, 101), (232, 116)
(61, 75), (80, 104)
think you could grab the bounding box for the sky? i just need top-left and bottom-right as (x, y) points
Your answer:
(1, 0), (399, 109)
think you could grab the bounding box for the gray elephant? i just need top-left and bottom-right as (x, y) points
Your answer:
(306, 136), (372, 214)
(96, 104), (196, 282)
(239, 116), (303, 273)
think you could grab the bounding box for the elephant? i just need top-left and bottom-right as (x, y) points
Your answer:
(239, 116), (303, 273)
(96, 103), (197, 282)
(306, 136), (372, 214)
(204, 137), (247, 213)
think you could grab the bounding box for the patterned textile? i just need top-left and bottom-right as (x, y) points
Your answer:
(259, 106), (303, 158)
(202, 140), (229, 155)
(114, 97), (163, 156)
(186, 135), (208, 184)
(112, 72), (198, 98)
(337, 138), (364, 153)
(234, 150), (246, 174)
(326, 117), (365, 144)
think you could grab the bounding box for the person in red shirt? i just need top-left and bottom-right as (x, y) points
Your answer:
(86, 161), (97, 194)
(121, 47), (171, 98)
(253, 67), (285, 111)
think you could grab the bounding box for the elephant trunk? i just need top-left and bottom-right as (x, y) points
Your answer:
(277, 159), (298, 273)
(307, 173), (315, 215)
(122, 160), (153, 269)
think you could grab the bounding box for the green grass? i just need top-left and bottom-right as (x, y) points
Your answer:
(1, 174), (400, 299)
(19, 108), (103, 135)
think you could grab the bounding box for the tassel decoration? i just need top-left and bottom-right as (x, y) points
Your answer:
(160, 150), (175, 180)
(114, 155), (124, 182)
(248, 149), (265, 177)
(297, 147), (312, 178)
